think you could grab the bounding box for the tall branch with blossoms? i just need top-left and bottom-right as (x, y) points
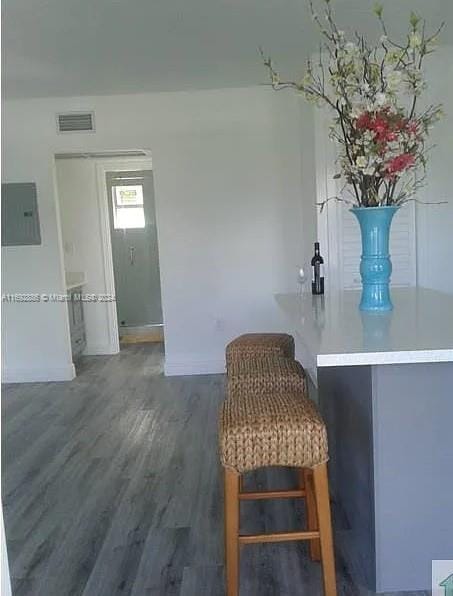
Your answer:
(262, 0), (444, 208)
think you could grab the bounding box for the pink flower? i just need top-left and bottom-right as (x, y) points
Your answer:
(385, 153), (416, 177)
(356, 113), (372, 129)
(356, 110), (403, 143)
(372, 116), (388, 135)
(406, 121), (419, 135)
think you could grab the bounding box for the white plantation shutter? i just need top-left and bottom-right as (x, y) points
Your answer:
(340, 202), (417, 289)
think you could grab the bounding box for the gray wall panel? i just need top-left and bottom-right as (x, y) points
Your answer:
(372, 362), (453, 592)
(318, 365), (376, 590)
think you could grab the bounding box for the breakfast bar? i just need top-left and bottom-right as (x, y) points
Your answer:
(276, 288), (453, 593)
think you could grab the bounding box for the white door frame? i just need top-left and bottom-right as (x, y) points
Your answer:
(95, 157), (154, 353)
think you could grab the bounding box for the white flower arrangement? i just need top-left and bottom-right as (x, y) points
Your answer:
(261, 0), (445, 209)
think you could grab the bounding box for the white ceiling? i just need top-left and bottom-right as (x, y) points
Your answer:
(3, 0), (452, 99)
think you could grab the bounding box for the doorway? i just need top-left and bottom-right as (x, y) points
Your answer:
(106, 169), (164, 344)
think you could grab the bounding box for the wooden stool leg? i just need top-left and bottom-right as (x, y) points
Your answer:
(225, 468), (240, 596)
(301, 469), (321, 561)
(312, 463), (337, 596)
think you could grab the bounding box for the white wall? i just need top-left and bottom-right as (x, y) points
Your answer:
(1, 122), (75, 382)
(2, 87), (315, 380)
(56, 159), (92, 276)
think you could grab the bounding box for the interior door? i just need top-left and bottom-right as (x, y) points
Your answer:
(106, 170), (163, 328)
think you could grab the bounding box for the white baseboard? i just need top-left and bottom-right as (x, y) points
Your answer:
(164, 358), (225, 377)
(2, 363), (76, 384)
(2, 356), (223, 381)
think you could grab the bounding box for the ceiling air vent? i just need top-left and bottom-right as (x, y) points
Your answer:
(57, 111), (95, 133)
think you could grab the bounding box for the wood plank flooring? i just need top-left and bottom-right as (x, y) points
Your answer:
(2, 344), (429, 596)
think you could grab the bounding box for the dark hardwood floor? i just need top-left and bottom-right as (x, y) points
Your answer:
(2, 344), (429, 596)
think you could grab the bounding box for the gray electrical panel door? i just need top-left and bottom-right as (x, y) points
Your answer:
(1, 183), (42, 246)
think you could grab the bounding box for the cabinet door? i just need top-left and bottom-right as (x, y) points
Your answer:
(72, 294), (84, 328)
(71, 327), (86, 357)
(67, 296), (76, 332)
(67, 287), (86, 359)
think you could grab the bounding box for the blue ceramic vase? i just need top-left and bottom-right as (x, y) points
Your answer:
(350, 206), (399, 311)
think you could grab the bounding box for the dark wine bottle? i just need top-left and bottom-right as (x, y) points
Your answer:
(311, 242), (325, 295)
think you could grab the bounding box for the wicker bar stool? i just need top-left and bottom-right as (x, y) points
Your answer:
(227, 356), (307, 398)
(219, 391), (337, 596)
(225, 333), (295, 370)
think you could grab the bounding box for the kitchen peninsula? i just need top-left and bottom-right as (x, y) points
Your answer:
(277, 287), (453, 593)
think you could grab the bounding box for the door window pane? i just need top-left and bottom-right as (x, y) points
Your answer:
(112, 185), (145, 229)
(114, 207), (145, 229)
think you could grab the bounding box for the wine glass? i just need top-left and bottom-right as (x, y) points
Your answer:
(298, 266), (307, 294)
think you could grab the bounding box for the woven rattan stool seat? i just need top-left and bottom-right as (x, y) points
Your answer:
(226, 333), (295, 368)
(227, 357), (306, 398)
(220, 392), (328, 473)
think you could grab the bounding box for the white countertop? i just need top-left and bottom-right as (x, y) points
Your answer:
(65, 272), (87, 291)
(276, 287), (453, 380)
